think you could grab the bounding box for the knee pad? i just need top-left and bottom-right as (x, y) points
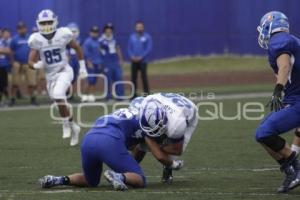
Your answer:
(258, 135), (286, 152)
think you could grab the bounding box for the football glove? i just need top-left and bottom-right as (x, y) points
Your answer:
(170, 160), (184, 170)
(266, 83), (284, 112)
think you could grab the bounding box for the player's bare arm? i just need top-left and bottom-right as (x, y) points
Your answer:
(276, 53), (291, 85)
(145, 136), (173, 166)
(266, 53), (292, 112)
(131, 144), (147, 163)
(69, 39), (87, 77)
(162, 141), (183, 156)
(69, 39), (83, 60)
(28, 49), (41, 70)
(145, 137), (184, 171)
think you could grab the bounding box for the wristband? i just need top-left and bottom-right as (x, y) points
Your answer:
(79, 60), (86, 69)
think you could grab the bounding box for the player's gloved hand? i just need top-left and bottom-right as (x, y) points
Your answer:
(266, 83), (284, 112)
(170, 160), (184, 170)
(33, 61), (44, 69)
(79, 60), (88, 78)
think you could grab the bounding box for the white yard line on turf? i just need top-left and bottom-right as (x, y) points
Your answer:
(0, 92), (271, 112)
(10, 165), (278, 172)
(0, 190), (297, 197)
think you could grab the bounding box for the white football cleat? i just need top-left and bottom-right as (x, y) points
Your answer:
(104, 170), (128, 191)
(70, 122), (81, 146)
(62, 121), (71, 139)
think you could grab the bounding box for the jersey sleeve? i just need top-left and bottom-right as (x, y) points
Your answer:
(28, 33), (40, 50)
(269, 34), (295, 59)
(60, 27), (74, 45)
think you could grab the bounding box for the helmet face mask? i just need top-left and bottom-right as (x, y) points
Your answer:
(257, 22), (272, 49)
(36, 9), (58, 35)
(257, 11), (289, 50)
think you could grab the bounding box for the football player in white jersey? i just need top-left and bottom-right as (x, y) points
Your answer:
(28, 9), (88, 146)
(132, 93), (198, 183)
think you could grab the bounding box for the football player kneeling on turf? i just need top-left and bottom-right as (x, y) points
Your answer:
(39, 108), (183, 191)
(129, 93), (198, 183)
(28, 9), (88, 146)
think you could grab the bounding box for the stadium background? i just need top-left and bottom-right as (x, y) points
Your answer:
(1, 0), (300, 60)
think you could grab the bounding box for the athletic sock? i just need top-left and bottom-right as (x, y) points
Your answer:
(291, 145), (300, 155)
(121, 174), (126, 183)
(281, 151), (297, 171)
(62, 176), (70, 185)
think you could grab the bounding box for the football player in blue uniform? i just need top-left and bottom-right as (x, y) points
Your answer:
(99, 23), (124, 100)
(39, 108), (183, 190)
(255, 11), (300, 193)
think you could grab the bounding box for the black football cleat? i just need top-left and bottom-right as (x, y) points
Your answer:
(277, 165), (296, 193)
(161, 165), (173, 184)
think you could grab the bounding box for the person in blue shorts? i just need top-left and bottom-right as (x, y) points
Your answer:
(99, 23), (125, 100)
(82, 26), (102, 102)
(38, 108), (183, 190)
(255, 11), (300, 193)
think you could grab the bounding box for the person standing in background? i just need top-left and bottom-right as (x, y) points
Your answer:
(10, 22), (37, 106)
(67, 22), (81, 101)
(0, 29), (12, 106)
(128, 21), (152, 98)
(99, 23), (124, 101)
(82, 26), (102, 102)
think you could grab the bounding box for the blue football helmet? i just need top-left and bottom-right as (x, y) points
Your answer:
(129, 96), (145, 110)
(257, 11), (289, 49)
(67, 22), (80, 38)
(139, 99), (168, 137)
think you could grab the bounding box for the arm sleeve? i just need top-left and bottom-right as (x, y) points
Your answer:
(269, 37), (294, 59)
(127, 35), (134, 59)
(141, 34), (153, 59)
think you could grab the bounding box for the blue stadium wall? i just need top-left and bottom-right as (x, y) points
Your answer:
(0, 0), (299, 60)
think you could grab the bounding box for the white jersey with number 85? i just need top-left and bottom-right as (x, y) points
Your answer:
(28, 27), (73, 80)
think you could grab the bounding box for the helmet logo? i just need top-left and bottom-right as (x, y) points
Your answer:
(42, 12), (48, 18)
(267, 14), (273, 21)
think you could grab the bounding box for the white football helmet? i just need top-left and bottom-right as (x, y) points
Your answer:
(36, 9), (58, 35)
(139, 99), (168, 137)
